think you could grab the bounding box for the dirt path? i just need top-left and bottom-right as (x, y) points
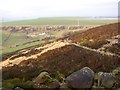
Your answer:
(0, 41), (70, 68)
(1, 34), (119, 69)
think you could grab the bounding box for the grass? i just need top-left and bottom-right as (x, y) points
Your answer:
(1, 17), (118, 56)
(2, 31), (44, 48)
(2, 42), (41, 55)
(1, 29), (80, 56)
(1, 31), (43, 56)
(69, 23), (119, 49)
(3, 78), (33, 89)
(3, 17), (117, 26)
(2, 40), (52, 57)
(2, 44), (119, 81)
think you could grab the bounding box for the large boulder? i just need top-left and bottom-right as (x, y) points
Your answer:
(98, 72), (116, 88)
(66, 67), (94, 88)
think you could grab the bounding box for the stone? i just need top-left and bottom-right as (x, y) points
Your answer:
(33, 71), (52, 88)
(48, 80), (60, 88)
(60, 82), (68, 88)
(112, 69), (119, 75)
(14, 87), (24, 90)
(66, 67), (94, 88)
(33, 72), (50, 83)
(98, 72), (116, 88)
(33, 72), (60, 88)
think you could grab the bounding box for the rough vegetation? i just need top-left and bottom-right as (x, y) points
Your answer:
(1, 23), (120, 89)
(69, 23), (119, 49)
(2, 25), (91, 56)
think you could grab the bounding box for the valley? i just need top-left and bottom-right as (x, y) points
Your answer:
(1, 22), (120, 89)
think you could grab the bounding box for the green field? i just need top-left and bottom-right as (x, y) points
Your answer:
(2, 41), (51, 56)
(1, 29), (80, 56)
(1, 17), (118, 56)
(3, 17), (117, 26)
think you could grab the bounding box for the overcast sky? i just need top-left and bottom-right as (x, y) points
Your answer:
(0, 0), (119, 21)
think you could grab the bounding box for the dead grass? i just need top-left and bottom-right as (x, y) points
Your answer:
(2, 43), (120, 80)
(69, 23), (119, 49)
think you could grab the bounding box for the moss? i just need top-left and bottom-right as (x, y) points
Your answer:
(3, 78), (22, 89)
(54, 71), (65, 82)
(3, 78), (33, 89)
(42, 76), (53, 86)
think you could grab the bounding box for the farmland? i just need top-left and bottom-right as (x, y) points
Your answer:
(1, 17), (117, 56)
(1, 25), (89, 56)
(3, 17), (117, 26)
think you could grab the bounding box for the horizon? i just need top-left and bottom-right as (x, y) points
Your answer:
(0, 0), (119, 21)
(1, 16), (118, 22)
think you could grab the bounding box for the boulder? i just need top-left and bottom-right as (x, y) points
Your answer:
(33, 72), (60, 88)
(14, 87), (24, 90)
(33, 72), (52, 88)
(48, 80), (60, 88)
(60, 82), (68, 88)
(33, 72), (50, 84)
(98, 72), (116, 88)
(66, 67), (94, 88)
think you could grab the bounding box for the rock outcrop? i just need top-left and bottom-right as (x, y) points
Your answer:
(97, 72), (116, 88)
(66, 67), (94, 88)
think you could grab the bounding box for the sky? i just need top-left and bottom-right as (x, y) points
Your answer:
(0, 0), (119, 21)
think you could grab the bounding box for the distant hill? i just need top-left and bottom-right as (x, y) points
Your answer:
(3, 17), (117, 26)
